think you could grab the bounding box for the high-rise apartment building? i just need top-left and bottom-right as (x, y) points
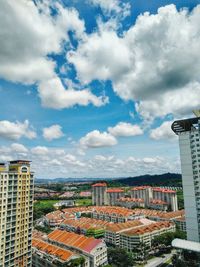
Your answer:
(92, 183), (107, 206)
(172, 116), (200, 242)
(0, 160), (34, 267)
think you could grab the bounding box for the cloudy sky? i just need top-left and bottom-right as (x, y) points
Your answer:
(0, 0), (199, 178)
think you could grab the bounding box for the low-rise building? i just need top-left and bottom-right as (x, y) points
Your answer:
(120, 221), (175, 251)
(32, 239), (85, 267)
(105, 219), (152, 246)
(173, 216), (186, 232)
(48, 229), (108, 267)
(54, 200), (75, 209)
(60, 217), (111, 237)
(44, 210), (64, 227)
(116, 197), (145, 209)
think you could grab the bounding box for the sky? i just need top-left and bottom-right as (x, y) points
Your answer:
(0, 0), (200, 178)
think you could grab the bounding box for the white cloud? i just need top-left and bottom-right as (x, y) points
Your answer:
(0, 0), (85, 84)
(108, 122), (143, 137)
(10, 143), (28, 153)
(0, 1), (106, 110)
(0, 120), (36, 140)
(80, 130), (117, 148)
(150, 121), (176, 140)
(89, 0), (130, 18)
(39, 77), (108, 109)
(31, 146), (49, 156)
(43, 124), (64, 141)
(69, 4), (200, 119)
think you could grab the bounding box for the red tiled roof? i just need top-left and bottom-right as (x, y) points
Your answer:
(131, 186), (151, 191)
(48, 230), (103, 253)
(106, 188), (124, 193)
(150, 199), (168, 205)
(32, 238), (75, 261)
(92, 183), (107, 187)
(153, 188), (176, 193)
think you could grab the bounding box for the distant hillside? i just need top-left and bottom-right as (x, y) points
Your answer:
(117, 173), (182, 187)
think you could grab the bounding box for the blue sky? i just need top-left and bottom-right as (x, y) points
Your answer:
(0, 0), (200, 178)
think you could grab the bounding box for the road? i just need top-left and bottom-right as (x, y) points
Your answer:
(144, 252), (173, 267)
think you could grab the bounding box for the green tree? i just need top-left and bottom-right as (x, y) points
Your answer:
(107, 247), (135, 267)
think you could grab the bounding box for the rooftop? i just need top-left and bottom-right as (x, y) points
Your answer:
(32, 238), (75, 262)
(171, 117), (200, 135)
(48, 229), (103, 253)
(92, 183), (107, 187)
(122, 221), (174, 236)
(62, 217), (111, 230)
(106, 188), (124, 193)
(9, 160), (31, 164)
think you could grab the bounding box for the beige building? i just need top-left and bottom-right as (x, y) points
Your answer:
(92, 183), (107, 206)
(131, 186), (178, 211)
(48, 229), (108, 267)
(32, 239), (84, 267)
(106, 188), (125, 206)
(0, 160), (34, 267)
(120, 221), (175, 251)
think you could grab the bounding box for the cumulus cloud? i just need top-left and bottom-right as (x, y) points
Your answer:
(0, 142), (180, 178)
(43, 124), (64, 141)
(69, 4), (200, 119)
(31, 146), (49, 156)
(0, 1), (108, 109)
(10, 143), (28, 153)
(39, 77), (108, 109)
(108, 122), (143, 137)
(0, 120), (36, 140)
(80, 130), (117, 148)
(88, 0), (130, 19)
(150, 121), (177, 140)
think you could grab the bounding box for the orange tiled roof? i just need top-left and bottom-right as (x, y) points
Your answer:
(122, 221), (174, 236)
(153, 188), (176, 193)
(32, 238), (75, 261)
(92, 183), (107, 187)
(62, 217), (111, 230)
(48, 230), (103, 253)
(131, 186), (151, 191)
(106, 188), (124, 193)
(150, 199), (168, 205)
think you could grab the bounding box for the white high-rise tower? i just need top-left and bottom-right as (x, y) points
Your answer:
(172, 113), (200, 242)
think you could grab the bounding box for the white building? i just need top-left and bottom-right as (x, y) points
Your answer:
(172, 115), (200, 242)
(92, 183), (107, 206)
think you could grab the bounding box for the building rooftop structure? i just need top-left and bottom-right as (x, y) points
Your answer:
(106, 188), (124, 193)
(48, 230), (103, 254)
(171, 117), (200, 135)
(62, 217), (111, 230)
(32, 238), (76, 262)
(92, 183), (107, 187)
(122, 221), (174, 236)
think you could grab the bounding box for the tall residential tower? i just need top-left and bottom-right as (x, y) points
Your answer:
(0, 160), (34, 267)
(172, 115), (200, 242)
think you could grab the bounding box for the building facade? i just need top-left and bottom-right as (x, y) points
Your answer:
(106, 188), (125, 206)
(172, 116), (200, 242)
(131, 186), (178, 211)
(0, 160), (34, 267)
(92, 183), (107, 206)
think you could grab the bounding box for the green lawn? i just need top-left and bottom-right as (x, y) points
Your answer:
(34, 199), (59, 209)
(75, 198), (92, 206)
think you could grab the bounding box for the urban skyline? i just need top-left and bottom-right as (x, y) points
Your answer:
(1, 0), (200, 178)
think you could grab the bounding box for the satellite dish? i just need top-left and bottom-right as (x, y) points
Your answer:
(193, 110), (200, 117)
